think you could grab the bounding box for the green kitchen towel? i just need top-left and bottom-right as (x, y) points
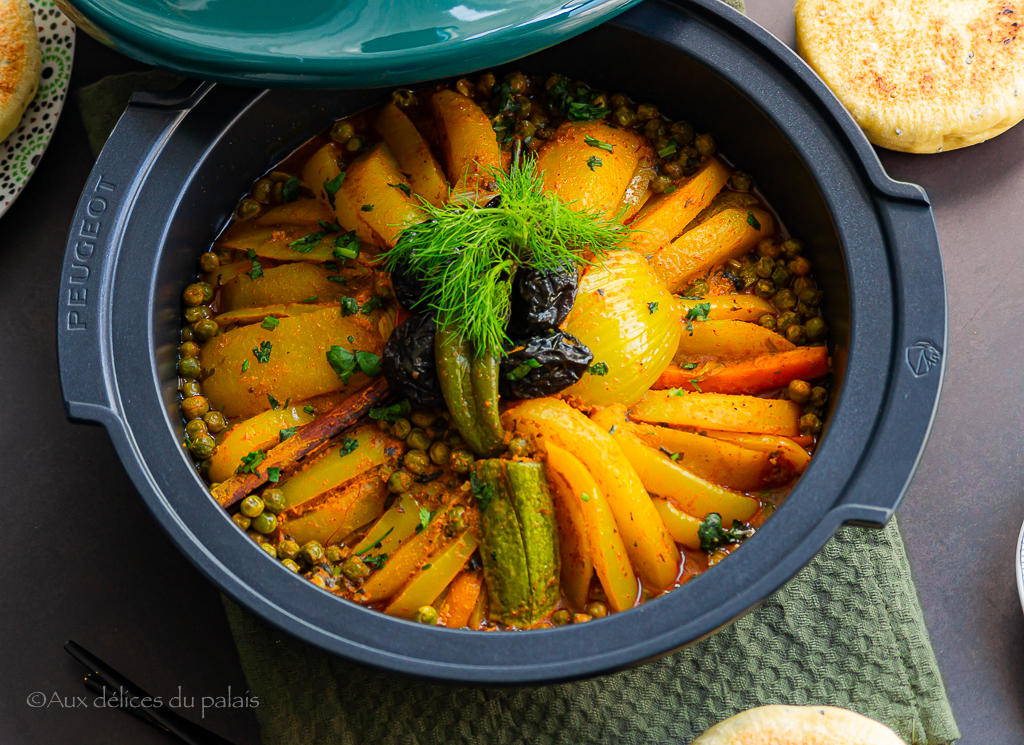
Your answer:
(222, 519), (958, 745)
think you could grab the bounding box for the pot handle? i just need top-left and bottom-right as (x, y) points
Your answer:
(57, 81), (213, 426)
(831, 187), (947, 528)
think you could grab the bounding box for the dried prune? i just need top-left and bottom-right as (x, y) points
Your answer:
(506, 266), (578, 337)
(499, 329), (593, 400)
(389, 260), (429, 311)
(382, 314), (445, 408)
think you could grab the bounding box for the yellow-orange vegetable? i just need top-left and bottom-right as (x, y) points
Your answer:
(660, 346), (830, 395)
(705, 431), (812, 476)
(591, 406), (759, 524)
(438, 570), (484, 629)
(375, 102), (448, 206)
(623, 158), (729, 254)
(352, 493), (422, 558)
(278, 426), (394, 510)
(336, 143), (421, 246)
(630, 390), (802, 437)
(385, 532), (479, 619)
(653, 498), (702, 550)
(213, 303), (333, 328)
(431, 89), (505, 202)
(676, 320), (795, 361)
(562, 250), (681, 407)
(616, 156), (656, 222)
(219, 262), (357, 311)
(253, 199), (335, 227)
(677, 294), (776, 323)
(199, 305), (385, 419)
(208, 405), (315, 484)
(536, 121), (651, 216)
(502, 398), (679, 590)
(302, 142), (376, 247)
(544, 442), (637, 612)
(652, 206), (774, 291)
(216, 223), (336, 261)
(279, 477), (387, 546)
(360, 507), (456, 602)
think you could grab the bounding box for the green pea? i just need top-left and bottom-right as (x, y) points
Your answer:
(181, 395), (210, 421)
(198, 252), (220, 273)
(754, 279), (775, 299)
(477, 72), (496, 96)
(610, 93), (629, 108)
(406, 428), (431, 451)
(309, 574), (328, 590)
(781, 238), (804, 258)
(232, 513), (251, 530)
(386, 416), (409, 439)
(786, 324), (807, 345)
(694, 133), (716, 157)
(585, 601), (608, 619)
(792, 276), (816, 295)
(345, 137), (364, 153)
(247, 530), (265, 544)
(770, 266), (790, 288)
(341, 556), (370, 581)
(551, 609), (571, 626)
(184, 306), (210, 324)
(572, 612), (593, 624)
(799, 288), (823, 306)
(448, 505), (467, 534)
(300, 541), (324, 565)
(203, 410), (227, 434)
(429, 441), (451, 466)
(278, 540), (300, 560)
(260, 542), (277, 559)
(281, 558), (301, 573)
(805, 317), (828, 342)
(182, 283), (207, 307)
(508, 437), (532, 458)
(789, 257), (812, 277)
(670, 120), (694, 145)
(329, 121), (354, 143)
(180, 326), (194, 342)
(252, 178), (274, 203)
(517, 120), (537, 139)
(776, 312), (799, 333)
(410, 411), (439, 428)
(189, 434), (216, 459)
(810, 386), (828, 407)
(404, 450), (431, 475)
(454, 77), (474, 98)
(181, 379), (202, 398)
(236, 198), (261, 221)
(759, 314), (777, 331)
(773, 289), (797, 310)
(185, 419), (208, 439)
(614, 106), (637, 127)
(414, 605), (439, 625)
(787, 380), (812, 404)
(446, 432), (465, 448)
(799, 413), (822, 435)
(796, 302), (818, 318)
(388, 470), (413, 493)
(731, 172), (753, 192)
(325, 546), (343, 564)
(650, 174), (673, 193)
(251, 512), (277, 534)
(757, 238), (781, 259)
(682, 278), (710, 297)
(240, 495), (265, 518)
(636, 103), (659, 121)
(192, 319), (219, 342)
(643, 119), (665, 140)
(755, 256), (775, 278)
(449, 449), (474, 474)
(179, 341), (200, 358)
(262, 488), (287, 514)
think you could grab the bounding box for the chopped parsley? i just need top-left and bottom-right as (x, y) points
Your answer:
(288, 231), (326, 253)
(684, 302), (711, 333)
(279, 426), (298, 442)
(281, 176), (300, 203)
(327, 276), (347, 284)
(241, 360), (250, 372)
(261, 316), (279, 331)
(583, 135), (614, 153)
(333, 231), (360, 260)
(581, 492), (591, 502)
(658, 141), (678, 158)
(586, 156), (602, 171)
(668, 388), (686, 397)
(681, 362), (698, 370)
(389, 182), (411, 196)
(369, 399), (411, 422)
(663, 185), (677, 195)
(252, 341), (272, 363)
(360, 296), (383, 314)
(318, 218), (342, 232)
(417, 507), (433, 532)
(268, 393), (280, 410)
(746, 210), (761, 230)
(698, 513), (755, 552)
(648, 301), (659, 314)
(356, 526), (394, 555)
(361, 204), (374, 212)
(669, 452), (681, 461)
(301, 296), (319, 303)
(246, 248), (263, 280)
(236, 450), (266, 475)
(339, 297), (360, 316)
(303, 405), (315, 414)
(471, 472), (494, 512)
(505, 358), (542, 381)
(362, 553), (388, 570)
(588, 362), (609, 376)
(338, 437), (359, 456)
(323, 172), (345, 207)
(690, 379), (703, 392)
(326, 346), (381, 384)
(267, 467), (281, 483)
(546, 78), (611, 122)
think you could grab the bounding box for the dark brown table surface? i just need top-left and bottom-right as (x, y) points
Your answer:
(2, 4), (1022, 743)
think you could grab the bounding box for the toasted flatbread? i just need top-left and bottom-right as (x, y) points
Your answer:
(795, 0), (1024, 153)
(0, 0), (40, 144)
(692, 705), (907, 744)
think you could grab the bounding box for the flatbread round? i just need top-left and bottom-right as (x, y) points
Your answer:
(692, 705), (907, 744)
(795, 0), (1024, 153)
(0, 0), (40, 144)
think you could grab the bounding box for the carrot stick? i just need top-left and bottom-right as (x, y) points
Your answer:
(439, 570), (484, 629)
(655, 346), (829, 394)
(211, 378), (389, 508)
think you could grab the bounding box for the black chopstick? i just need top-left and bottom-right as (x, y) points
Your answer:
(83, 671), (169, 732)
(64, 640), (237, 745)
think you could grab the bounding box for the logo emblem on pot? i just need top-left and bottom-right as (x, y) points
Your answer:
(905, 341), (941, 377)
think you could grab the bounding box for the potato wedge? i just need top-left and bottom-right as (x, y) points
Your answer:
(623, 158), (729, 255)
(630, 390), (802, 437)
(216, 223), (337, 261)
(352, 493), (422, 559)
(677, 319), (795, 361)
(302, 142), (376, 247)
(208, 404), (315, 484)
(544, 442), (637, 612)
(591, 406), (759, 523)
(502, 398), (679, 590)
(616, 156), (656, 222)
(337, 143), (422, 247)
(431, 89), (505, 202)
(214, 303), (335, 328)
(536, 121), (652, 216)
(705, 431), (811, 477)
(219, 261), (357, 311)
(653, 206), (774, 291)
(385, 532), (479, 620)
(254, 199), (336, 227)
(660, 346), (829, 395)
(279, 476), (387, 547)
(375, 102), (448, 206)
(629, 420), (778, 494)
(677, 294), (776, 323)
(200, 305), (385, 419)
(653, 498), (703, 550)
(360, 506), (457, 603)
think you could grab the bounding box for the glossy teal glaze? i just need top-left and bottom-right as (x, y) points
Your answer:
(58, 0), (643, 88)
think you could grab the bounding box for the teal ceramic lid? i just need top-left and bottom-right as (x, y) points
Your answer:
(57, 0), (643, 88)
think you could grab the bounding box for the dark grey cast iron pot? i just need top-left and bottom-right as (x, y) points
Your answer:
(57, 0), (947, 684)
